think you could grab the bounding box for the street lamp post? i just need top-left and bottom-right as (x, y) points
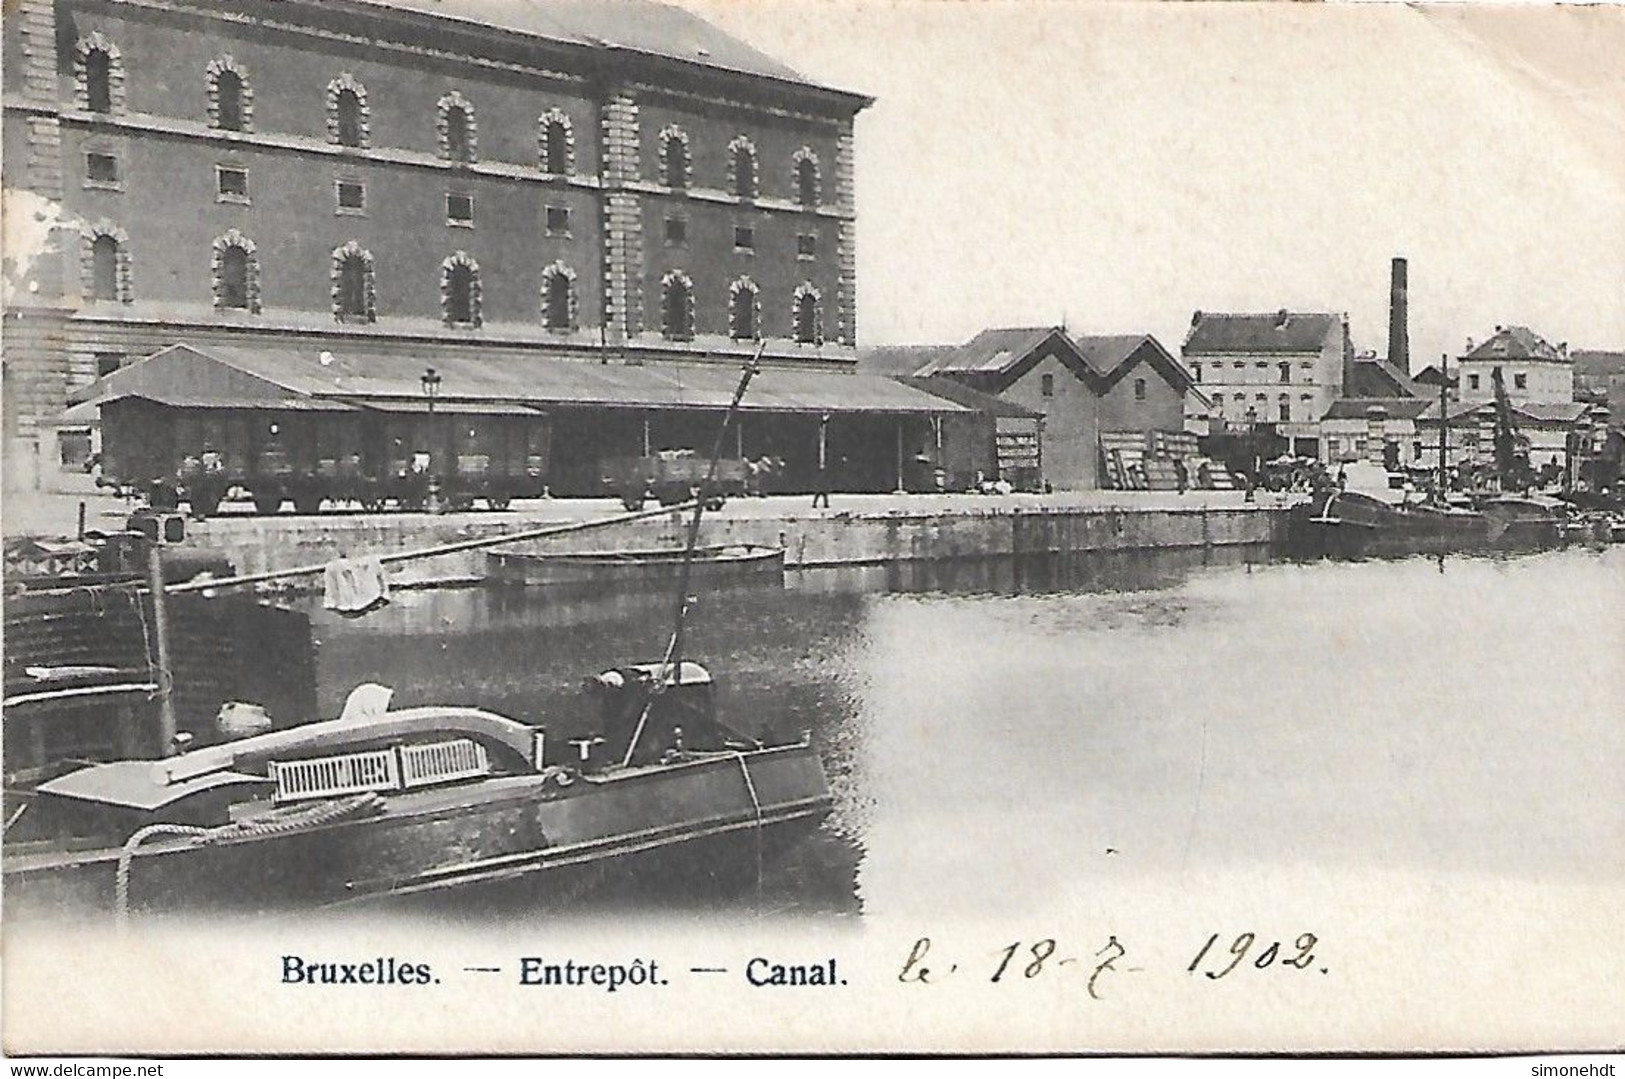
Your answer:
(421, 366), (443, 512)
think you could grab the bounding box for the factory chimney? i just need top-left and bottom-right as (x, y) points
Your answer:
(1387, 256), (1409, 373)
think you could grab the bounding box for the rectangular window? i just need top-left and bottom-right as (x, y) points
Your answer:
(1278, 362), (1291, 383)
(1468, 373), (1481, 391)
(1192, 363), (1202, 382)
(797, 232), (817, 259)
(216, 165), (249, 203)
(1514, 372), (1528, 390)
(545, 205), (570, 236)
(664, 215), (687, 246)
(85, 151), (121, 189)
(58, 429), (94, 472)
(335, 180), (366, 215)
(95, 352), (125, 378)
(733, 225), (755, 252)
(446, 192), (475, 226)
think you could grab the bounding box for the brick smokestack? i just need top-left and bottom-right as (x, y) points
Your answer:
(1387, 256), (1409, 373)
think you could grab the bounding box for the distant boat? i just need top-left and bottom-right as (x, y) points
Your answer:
(487, 543), (785, 590)
(1285, 463), (1564, 558)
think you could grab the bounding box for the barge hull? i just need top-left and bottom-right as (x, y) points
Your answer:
(6, 746), (830, 919)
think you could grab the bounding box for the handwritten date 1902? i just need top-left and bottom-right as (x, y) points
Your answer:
(1187, 932), (1323, 979)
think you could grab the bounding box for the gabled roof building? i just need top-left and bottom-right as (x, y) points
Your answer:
(876, 326), (1196, 490)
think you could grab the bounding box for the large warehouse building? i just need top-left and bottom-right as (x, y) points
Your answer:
(3, 0), (967, 496)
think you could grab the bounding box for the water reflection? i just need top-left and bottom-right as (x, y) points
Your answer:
(298, 545), (1623, 921)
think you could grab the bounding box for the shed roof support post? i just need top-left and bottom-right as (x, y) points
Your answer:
(895, 418), (906, 495)
(642, 413), (652, 457)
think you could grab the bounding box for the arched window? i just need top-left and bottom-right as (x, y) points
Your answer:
(212, 230), (260, 312)
(328, 75), (369, 148)
(207, 56), (252, 132)
(539, 110), (573, 174)
(793, 283), (822, 345)
(729, 136), (758, 200)
(1134, 377), (1147, 401)
(729, 278), (760, 340)
(793, 148), (820, 208)
(1278, 396), (1292, 423)
(331, 241), (375, 323)
(1041, 373), (1055, 398)
(438, 92), (477, 163)
(661, 270), (695, 341)
(86, 51), (113, 113)
(91, 235), (120, 301)
(541, 261), (576, 331)
(441, 252), (481, 326)
(76, 34), (123, 115)
(83, 222), (131, 303)
(660, 126), (690, 190)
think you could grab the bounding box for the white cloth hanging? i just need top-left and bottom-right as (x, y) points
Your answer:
(323, 555), (390, 617)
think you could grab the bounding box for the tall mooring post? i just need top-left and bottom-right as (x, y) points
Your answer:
(145, 538), (179, 755)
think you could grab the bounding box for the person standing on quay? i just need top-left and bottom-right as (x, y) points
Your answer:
(813, 413), (832, 509)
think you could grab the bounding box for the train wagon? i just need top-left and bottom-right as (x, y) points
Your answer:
(97, 396), (550, 516)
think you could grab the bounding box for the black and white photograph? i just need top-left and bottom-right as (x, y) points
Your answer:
(1, 0), (1621, 1060)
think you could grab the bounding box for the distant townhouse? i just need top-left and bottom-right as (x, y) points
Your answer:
(1455, 326), (1574, 405)
(1181, 310), (1353, 458)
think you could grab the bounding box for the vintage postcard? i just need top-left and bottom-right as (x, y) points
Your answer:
(2, 0), (1621, 1059)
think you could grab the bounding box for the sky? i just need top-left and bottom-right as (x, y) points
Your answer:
(676, 0), (1625, 371)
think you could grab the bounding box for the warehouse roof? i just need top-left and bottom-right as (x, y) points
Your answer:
(74, 343), (971, 417)
(355, 0), (869, 103)
(892, 376), (1043, 419)
(911, 328), (1061, 378)
(908, 328), (1195, 394)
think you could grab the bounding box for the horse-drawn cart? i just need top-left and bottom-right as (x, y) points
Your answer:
(601, 452), (749, 512)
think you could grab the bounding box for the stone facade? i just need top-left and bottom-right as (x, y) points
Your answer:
(1182, 311), (1353, 455)
(1456, 326), (1575, 406)
(1, 0), (870, 491)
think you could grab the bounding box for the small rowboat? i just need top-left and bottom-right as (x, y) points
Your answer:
(486, 544), (785, 590)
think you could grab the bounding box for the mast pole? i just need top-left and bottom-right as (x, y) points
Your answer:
(624, 343), (763, 768)
(1438, 353), (1449, 500)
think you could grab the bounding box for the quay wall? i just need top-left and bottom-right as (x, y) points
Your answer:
(182, 501), (1287, 589)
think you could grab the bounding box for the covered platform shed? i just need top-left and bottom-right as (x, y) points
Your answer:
(68, 342), (977, 501)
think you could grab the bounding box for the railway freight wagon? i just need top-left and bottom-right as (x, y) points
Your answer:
(98, 396), (550, 515)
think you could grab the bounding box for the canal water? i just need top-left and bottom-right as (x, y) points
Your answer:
(299, 544), (1623, 921)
